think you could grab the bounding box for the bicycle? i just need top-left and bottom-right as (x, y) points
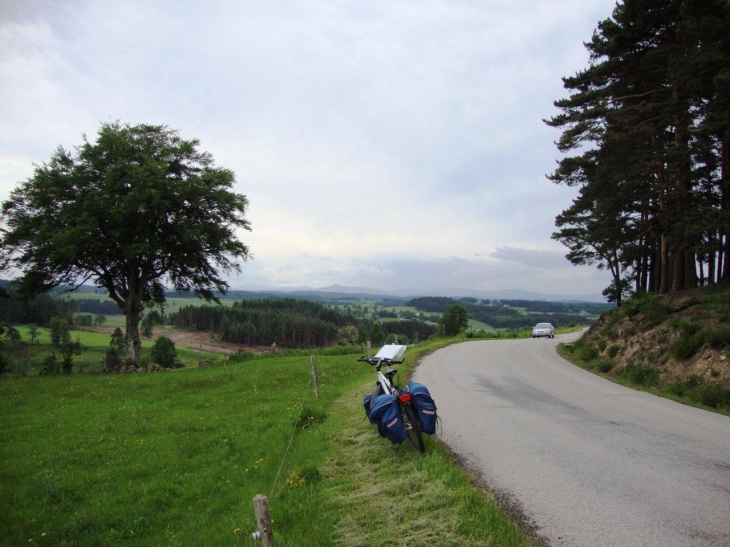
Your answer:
(359, 345), (425, 454)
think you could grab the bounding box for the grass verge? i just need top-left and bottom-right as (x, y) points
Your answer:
(558, 342), (730, 417)
(0, 339), (532, 546)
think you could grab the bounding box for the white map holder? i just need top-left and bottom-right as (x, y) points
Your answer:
(374, 344), (407, 361)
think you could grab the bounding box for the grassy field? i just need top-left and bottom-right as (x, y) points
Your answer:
(9, 326), (225, 373)
(0, 339), (533, 547)
(468, 319), (495, 331)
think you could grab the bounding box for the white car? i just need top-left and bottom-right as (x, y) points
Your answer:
(532, 323), (555, 338)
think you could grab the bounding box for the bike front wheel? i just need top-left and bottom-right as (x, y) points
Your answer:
(402, 403), (425, 454)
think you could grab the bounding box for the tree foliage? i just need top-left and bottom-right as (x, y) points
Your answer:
(547, 0), (730, 303)
(150, 336), (180, 369)
(170, 298), (352, 348)
(440, 304), (468, 336)
(0, 122), (251, 364)
(0, 290), (72, 327)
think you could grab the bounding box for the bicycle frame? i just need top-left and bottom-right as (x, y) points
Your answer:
(359, 346), (425, 453)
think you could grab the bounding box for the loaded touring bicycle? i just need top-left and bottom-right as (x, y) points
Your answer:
(360, 345), (438, 454)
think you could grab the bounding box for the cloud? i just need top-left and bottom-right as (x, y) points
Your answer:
(0, 0), (618, 298)
(489, 246), (569, 270)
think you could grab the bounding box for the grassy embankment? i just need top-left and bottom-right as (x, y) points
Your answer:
(557, 285), (730, 415)
(0, 338), (535, 547)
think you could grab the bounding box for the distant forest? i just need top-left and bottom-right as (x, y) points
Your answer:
(1, 279), (609, 348)
(168, 298), (439, 348)
(0, 291), (72, 327)
(406, 297), (613, 329)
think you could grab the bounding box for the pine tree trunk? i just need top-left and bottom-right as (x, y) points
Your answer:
(672, 249), (685, 291)
(708, 234), (716, 284)
(684, 251), (697, 288)
(660, 235), (670, 294)
(722, 133), (730, 280)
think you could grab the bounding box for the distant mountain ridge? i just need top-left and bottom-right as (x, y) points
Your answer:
(0, 279), (607, 303)
(231, 283), (607, 303)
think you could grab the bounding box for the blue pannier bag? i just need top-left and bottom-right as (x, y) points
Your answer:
(363, 393), (376, 423)
(408, 382), (438, 435)
(368, 394), (407, 444)
(363, 385), (384, 423)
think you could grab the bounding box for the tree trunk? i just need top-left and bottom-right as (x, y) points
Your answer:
(672, 249), (685, 292)
(684, 251), (697, 288)
(639, 235), (649, 292)
(722, 133), (730, 280)
(124, 273), (144, 366)
(660, 235), (670, 294)
(708, 234), (716, 284)
(125, 310), (142, 365)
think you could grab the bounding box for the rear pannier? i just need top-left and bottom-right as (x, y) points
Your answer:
(408, 382), (438, 435)
(368, 394), (407, 445)
(362, 393), (376, 423)
(363, 385), (384, 423)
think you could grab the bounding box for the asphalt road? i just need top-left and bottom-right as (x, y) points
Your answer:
(413, 333), (730, 547)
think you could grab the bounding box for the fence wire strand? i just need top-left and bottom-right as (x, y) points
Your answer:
(268, 370), (314, 500)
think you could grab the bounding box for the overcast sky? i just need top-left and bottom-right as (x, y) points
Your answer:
(0, 0), (618, 298)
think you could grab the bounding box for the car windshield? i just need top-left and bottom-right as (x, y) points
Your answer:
(535, 323), (552, 328)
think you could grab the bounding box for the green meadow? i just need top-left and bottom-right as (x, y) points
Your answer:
(0, 339), (532, 547)
(10, 326), (225, 373)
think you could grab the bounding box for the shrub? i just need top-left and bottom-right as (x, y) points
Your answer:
(228, 350), (256, 363)
(682, 321), (702, 336)
(642, 302), (668, 325)
(694, 384), (730, 409)
(150, 336), (178, 368)
(607, 344), (622, 358)
(670, 333), (705, 360)
(337, 325), (359, 345)
(704, 327), (730, 349)
(668, 317), (684, 330)
(39, 354), (61, 376)
(385, 333), (410, 345)
(104, 347), (123, 371)
(578, 344), (599, 361)
(59, 338), (83, 373)
(622, 293), (666, 322)
(622, 364), (660, 387)
(49, 316), (71, 347)
(596, 361), (613, 373)
(597, 339), (607, 352)
(665, 380), (684, 397)
(684, 374), (703, 389)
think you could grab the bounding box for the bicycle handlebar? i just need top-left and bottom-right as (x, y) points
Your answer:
(357, 356), (405, 366)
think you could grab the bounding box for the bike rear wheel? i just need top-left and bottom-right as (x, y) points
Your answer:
(402, 403), (425, 454)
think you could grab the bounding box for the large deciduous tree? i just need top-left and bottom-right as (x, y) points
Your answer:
(0, 122), (251, 365)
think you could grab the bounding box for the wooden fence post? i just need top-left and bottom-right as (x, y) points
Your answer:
(311, 355), (319, 398)
(253, 494), (275, 546)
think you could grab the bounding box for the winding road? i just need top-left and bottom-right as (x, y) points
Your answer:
(414, 333), (730, 547)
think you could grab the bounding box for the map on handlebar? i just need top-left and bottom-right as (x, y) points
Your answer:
(373, 344), (407, 361)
